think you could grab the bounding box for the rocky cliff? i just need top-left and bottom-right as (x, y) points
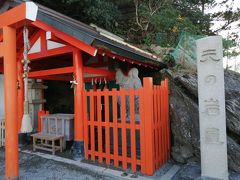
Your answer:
(161, 69), (240, 172)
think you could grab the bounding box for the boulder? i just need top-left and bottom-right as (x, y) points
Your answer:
(161, 69), (240, 172)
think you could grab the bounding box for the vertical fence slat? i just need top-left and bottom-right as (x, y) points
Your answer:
(153, 85), (159, 168)
(90, 90), (95, 161)
(139, 88), (146, 173)
(38, 111), (43, 132)
(160, 83), (165, 164)
(162, 81), (167, 164)
(158, 86), (162, 167)
(83, 91), (89, 159)
(157, 85), (161, 168)
(130, 89), (136, 172)
(164, 81), (168, 159)
(104, 91), (110, 165)
(157, 85), (162, 166)
(164, 81), (168, 163)
(120, 89), (127, 170)
(97, 90), (103, 163)
(112, 89), (118, 167)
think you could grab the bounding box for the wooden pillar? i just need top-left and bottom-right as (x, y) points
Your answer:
(143, 77), (155, 175)
(3, 26), (19, 179)
(72, 49), (84, 160)
(73, 49), (84, 140)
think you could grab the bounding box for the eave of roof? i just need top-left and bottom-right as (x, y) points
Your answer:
(9, 0), (165, 68)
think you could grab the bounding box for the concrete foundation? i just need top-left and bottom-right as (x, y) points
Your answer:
(72, 140), (84, 161)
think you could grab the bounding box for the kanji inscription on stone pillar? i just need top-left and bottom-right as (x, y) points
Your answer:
(196, 36), (228, 180)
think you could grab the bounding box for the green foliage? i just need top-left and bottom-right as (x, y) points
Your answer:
(142, 33), (153, 46)
(83, 0), (121, 31)
(151, 5), (201, 47)
(35, 0), (121, 31)
(127, 2), (208, 46)
(35, 0), (240, 58)
(163, 54), (175, 65)
(223, 38), (240, 58)
(173, 0), (212, 33)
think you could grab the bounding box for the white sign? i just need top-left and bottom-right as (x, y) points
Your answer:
(197, 36), (228, 180)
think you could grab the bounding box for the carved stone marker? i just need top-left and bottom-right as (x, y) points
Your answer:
(196, 36), (228, 180)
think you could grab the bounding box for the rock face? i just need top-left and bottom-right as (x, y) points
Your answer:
(162, 69), (240, 172)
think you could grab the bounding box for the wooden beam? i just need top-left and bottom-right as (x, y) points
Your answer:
(0, 2), (38, 28)
(32, 20), (97, 56)
(83, 67), (115, 76)
(28, 46), (73, 60)
(46, 31), (67, 45)
(30, 75), (72, 81)
(98, 49), (156, 69)
(17, 30), (42, 60)
(29, 74), (114, 82)
(84, 75), (115, 83)
(29, 66), (74, 78)
(41, 30), (47, 52)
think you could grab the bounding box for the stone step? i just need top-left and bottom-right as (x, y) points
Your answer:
(159, 165), (180, 180)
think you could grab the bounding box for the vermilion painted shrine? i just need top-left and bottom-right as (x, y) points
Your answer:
(0, 1), (170, 179)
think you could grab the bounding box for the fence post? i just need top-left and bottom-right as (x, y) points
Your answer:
(143, 77), (155, 175)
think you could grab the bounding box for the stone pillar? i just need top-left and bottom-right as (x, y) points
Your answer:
(196, 36), (228, 180)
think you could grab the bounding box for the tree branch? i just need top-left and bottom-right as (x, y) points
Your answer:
(134, 0), (144, 31)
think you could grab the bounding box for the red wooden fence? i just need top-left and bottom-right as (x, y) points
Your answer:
(83, 77), (170, 175)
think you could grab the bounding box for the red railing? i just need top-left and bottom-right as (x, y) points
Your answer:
(83, 77), (170, 175)
(153, 79), (170, 170)
(38, 110), (49, 132)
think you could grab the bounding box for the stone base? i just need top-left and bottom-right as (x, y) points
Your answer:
(72, 141), (84, 161)
(18, 133), (28, 147)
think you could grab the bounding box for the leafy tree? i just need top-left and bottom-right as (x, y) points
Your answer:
(173, 0), (212, 33)
(83, 0), (120, 31)
(127, 0), (211, 45)
(34, 0), (121, 31)
(35, 0), (240, 54)
(133, 0), (172, 32)
(152, 6), (201, 47)
(211, 1), (240, 33)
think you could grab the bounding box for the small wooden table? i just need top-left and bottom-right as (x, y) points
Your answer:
(31, 133), (64, 155)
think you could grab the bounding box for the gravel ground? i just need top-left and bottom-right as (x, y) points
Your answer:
(0, 148), (112, 180)
(1, 148), (240, 180)
(171, 162), (240, 180)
